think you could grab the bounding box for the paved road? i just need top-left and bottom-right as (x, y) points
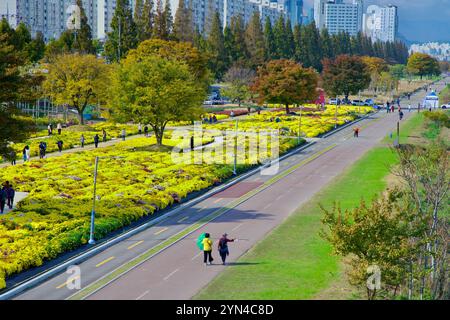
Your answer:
(12, 78), (448, 300)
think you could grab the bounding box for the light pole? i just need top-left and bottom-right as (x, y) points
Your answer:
(298, 104), (303, 144)
(88, 156), (124, 245)
(233, 119), (238, 175)
(335, 95), (338, 129)
(89, 156), (99, 245)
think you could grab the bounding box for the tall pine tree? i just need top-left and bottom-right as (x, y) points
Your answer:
(142, 0), (155, 39)
(104, 0), (137, 62)
(244, 11), (266, 69)
(72, 0), (95, 54)
(173, 0), (194, 42)
(134, 0), (147, 42)
(264, 17), (276, 60)
(207, 12), (227, 80)
(230, 15), (248, 66)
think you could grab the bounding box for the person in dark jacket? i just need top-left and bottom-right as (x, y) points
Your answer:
(144, 125), (149, 137)
(10, 150), (16, 165)
(217, 233), (235, 265)
(102, 129), (107, 142)
(94, 134), (99, 148)
(57, 140), (63, 152)
(6, 185), (15, 209)
(0, 186), (6, 213)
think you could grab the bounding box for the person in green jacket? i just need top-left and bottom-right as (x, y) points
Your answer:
(202, 233), (214, 266)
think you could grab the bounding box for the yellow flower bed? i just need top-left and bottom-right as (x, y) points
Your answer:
(0, 132), (299, 288)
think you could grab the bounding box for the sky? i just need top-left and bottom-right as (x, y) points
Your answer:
(304, 0), (450, 43)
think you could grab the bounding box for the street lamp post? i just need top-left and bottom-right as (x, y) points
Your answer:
(298, 104), (303, 144)
(233, 119), (238, 175)
(89, 156), (99, 245)
(88, 156), (124, 245)
(335, 95), (338, 129)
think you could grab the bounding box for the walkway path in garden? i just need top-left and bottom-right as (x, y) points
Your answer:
(11, 77), (449, 300)
(0, 192), (29, 215)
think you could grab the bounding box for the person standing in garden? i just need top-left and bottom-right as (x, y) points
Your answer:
(10, 150), (16, 165)
(6, 184), (15, 210)
(57, 122), (62, 135)
(94, 134), (99, 148)
(102, 129), (107, 142)
(57, 140), (63, 152)
(39, 142), (45, 159)
(218, 233), (235, 265)
(408, 104), (411, 112)
(121, 129), (126, 141)
(138, 123), (142, 135)
(0, 186), (6, 214)
(48, 123), (52, 135)
(144, 125), (149, 137)
(202, 233), (214, 266)
(25, 145), (30, 161)
(80, 134), (85, 148)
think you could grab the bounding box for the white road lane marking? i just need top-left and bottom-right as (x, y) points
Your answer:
(163, 268), (179, 281)
(191, 252), (202, 260)
(263, 203), (271, 210)
(232, 223), (243, 231)
(136, 290), (150, 300)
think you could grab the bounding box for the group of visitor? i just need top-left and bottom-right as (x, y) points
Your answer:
(0, 181), (15, 214)
(47, 123), (64, 136)
(201, 233), (236, 266)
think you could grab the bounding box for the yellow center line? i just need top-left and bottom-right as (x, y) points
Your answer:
(213, 198), (223, 204)
(177, 216), (189, 223)
(127, 240), (144, 250)
(95, 256), (115, 268)
(56, 275), (80, 289)
(154, 227), (169, 235)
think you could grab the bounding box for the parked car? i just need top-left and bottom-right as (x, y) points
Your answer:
(441, 104), (448, 109)
(352, 99), (365, 106)
(364, 99), (375, 106)
(329, 98), (338, 105)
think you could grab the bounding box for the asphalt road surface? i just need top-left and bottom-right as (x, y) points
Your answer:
(13, 78), (448, 300)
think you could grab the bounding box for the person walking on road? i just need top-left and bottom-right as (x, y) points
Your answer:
(6, 184), (15, 210)
(408, 104), (411, 112)
(57, 123), (62, 135)
(218, 233), (235, 265)
(102, 129), (107, 142)
(94, 134), (99, 148)
(138, 123), (142, 135)
(353, 127), (360, 138)
(121, 129), (126, 141)
(399, 111), (404, 121)
(202, 233), (214, 266)
(144, 125), (149, 137)
(39, 142), (46, 159)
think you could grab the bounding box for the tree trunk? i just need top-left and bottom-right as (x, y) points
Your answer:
(285, 103), (290, 114)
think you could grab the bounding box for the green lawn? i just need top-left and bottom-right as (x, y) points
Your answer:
(195, 113), (424, 300)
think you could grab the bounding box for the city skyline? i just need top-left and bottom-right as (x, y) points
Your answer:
(305, 0), (450, 43)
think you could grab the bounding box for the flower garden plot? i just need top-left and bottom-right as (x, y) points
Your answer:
(12, 123), (140, 158)
(0, 131), (300, 289)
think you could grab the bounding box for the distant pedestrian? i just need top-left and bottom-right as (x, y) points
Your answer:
(353, 127), (360, 138)
(399, 111), (404, 120)
(218, 233), (235, 265)
(102, 129), (107, 142)
(39, 142), (46, 159)
(57, 123), (62, 135)
(202, 233), (214, 266)
(24, 145), (30, 161)
(408, 104), (411, 112)
(10, 150), (16, 166)
(94, 134), (99, 148)
(0, 187), (6, 214)
(47, 124), (52, 135)
(390, 105), (394, 113)
(121, 129), (126, 141)
(57, 140), (63, 152)
(191, 136), (194, 150)
(6, 184), (15, 210)
(144, 125), (149, 137)
(80, 134), (85, 147)
(138, 123), (142, 135)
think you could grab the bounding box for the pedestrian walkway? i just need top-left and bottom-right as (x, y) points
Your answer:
(0, 192), (28, 215)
